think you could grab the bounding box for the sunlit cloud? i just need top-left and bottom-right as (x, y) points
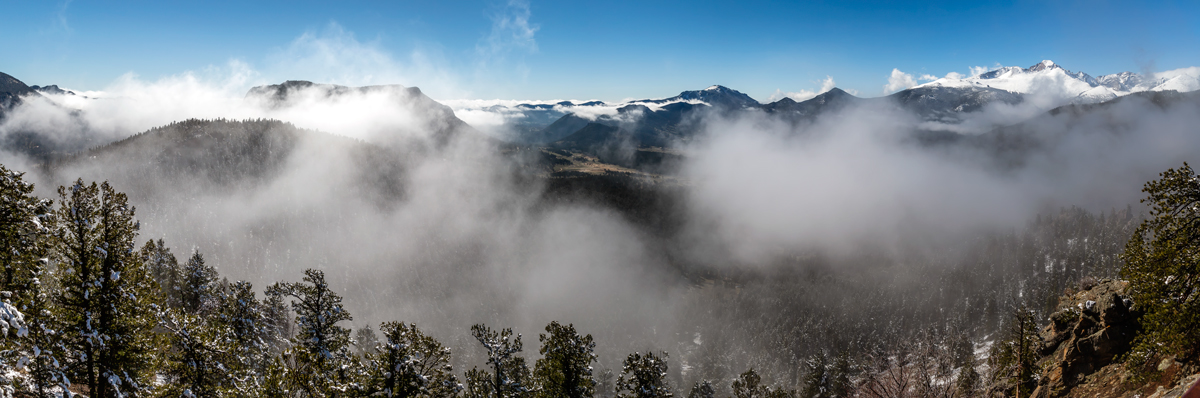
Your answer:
(883, 68), (917, 93)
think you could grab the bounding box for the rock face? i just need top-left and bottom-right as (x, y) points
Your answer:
(1032, 279), (1140, 398)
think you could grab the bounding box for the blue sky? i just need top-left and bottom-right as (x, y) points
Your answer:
(1, 0), (1198, 102)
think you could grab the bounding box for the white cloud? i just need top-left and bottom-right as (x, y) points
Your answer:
(920, 71), (966, 81)
(471, 0), (540, 93)
(477, 0), (539, 59)
(1154, 66), (1200, 80)
(969, 66), (990, 77)
(767, 76), (837, 102)
(883, 68), (918, 93)
(682, 89), (1200, 263)
(264, 23), (464, 98)
(55, 0), (73, 33)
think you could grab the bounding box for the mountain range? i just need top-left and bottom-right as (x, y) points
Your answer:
(2, 60), (1198, 166)
(463, 60), (1198, 150)
(915, 60), (1200, 104)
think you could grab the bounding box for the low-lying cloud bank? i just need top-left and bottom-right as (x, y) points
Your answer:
(680, 91), (1200, 264)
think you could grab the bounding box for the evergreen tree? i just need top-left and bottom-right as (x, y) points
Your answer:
(827, 352), (852, 398)
(225, 281), (283, 366)
(465, 324), (532, 398)
(987, 306), (1039, 398)
(262, 290), (293, 352)
(53, 180), (160, 398)
(595, 369), (615, 398)
(159, 309), (233, 398)
(731, 369), (768, 398)
(533, 322), (596, 398)
(0, 297), (28, 398)
(10, 260), (71, 398)
(266, 268), (354, 397)
(955, 360), (980, 398)
(139, 239), (181, 309)
(1121, 163), (1200, 367)
(0, 164), (52, 294)
(180, 250), (219, 315)
(364, 321), (461, 398)
(686, 381), (713, 398)
(353, 325), (378, 358)
(0, 164), (69, 398)
(217, 280), (287, 396)
(799, 353), (827, 398)
(259, 354), (293, 398)
(764, 389), (791, 398)
(614, 352), (671, 398)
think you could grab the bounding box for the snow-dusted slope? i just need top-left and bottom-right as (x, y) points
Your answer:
(1150, 72), (1200, 93)
(915, 60), (1200, 105)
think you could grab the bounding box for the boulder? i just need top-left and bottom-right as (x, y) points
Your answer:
(1032, 279), (1140, 397)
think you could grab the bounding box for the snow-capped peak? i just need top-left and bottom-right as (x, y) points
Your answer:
(1027, 60), (1061, 72)
(912, 61), (1198, 107)
(705, 85), (723, 91)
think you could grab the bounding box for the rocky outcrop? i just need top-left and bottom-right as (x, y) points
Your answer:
(1032, 279), (1140, 398)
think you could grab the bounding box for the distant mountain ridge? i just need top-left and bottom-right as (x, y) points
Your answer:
(631, 85), (760, 109)
(4, 59), (1200, 166)
(489, 60), (1199, 155)
(916, 60), (1200, 104)
(245, 80), (485, 149)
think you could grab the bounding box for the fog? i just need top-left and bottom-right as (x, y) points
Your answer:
(681, 93), (1200, 264)
(2, 60), (1198, 388)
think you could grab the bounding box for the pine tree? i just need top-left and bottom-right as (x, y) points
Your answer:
(987, 306), (1039, 398)
(799, 353), (827, 398)
(53, 180), (161, 398)
(614, 352), (671, 398)
(0, 164), (69, 397)
(180, 250), (219, 315)
(159, 309), (233, 398)
(533, 322), (596, 398)
(11, 260), (72, 398)
(364, 321), (461, 398)
(595, 369), (616, 398)
(353, 325), (378, 358)
(266, 268), (354, 397)
(226, 281), (283, 366)
(1121, 162), (1200, 368)
(731, 369), (767, 398)
(827, 352), (852, 398)
(1, 296), (28, 398)
(955, 360), (980, 398)
(465, 324), (532, 398)
(140, 239), (181, 309)
(686, 381), (713, 398)
(262, 290), (293, 352)
(259, 354), (293, 398)
(215, 280), (286, 397)
(0, 164), (52, 294)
